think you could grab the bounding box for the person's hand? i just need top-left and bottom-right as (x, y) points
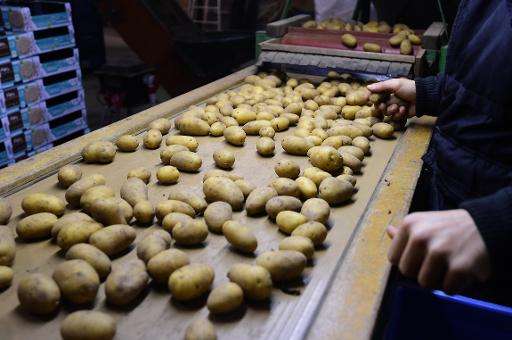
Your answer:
(387, 209), (492, 294)
(367, 78), (416, 120)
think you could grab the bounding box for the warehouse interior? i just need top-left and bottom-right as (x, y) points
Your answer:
(0, 1), (511, 340)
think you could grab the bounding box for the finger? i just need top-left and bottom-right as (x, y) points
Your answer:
(378, 103), (387, 113)
(418, 249), (447, 289)
(387, 225), (398, 238)
(443, 268), (470, 295)
(367, 79), (401, 93)
(398, 235), (427, 279)
(387, 104), (399, 115)
(399, 105), (407, 116)
(393, 109), (406, 121)
(408, 105), (416, 118)
(388, 225), (410, 265)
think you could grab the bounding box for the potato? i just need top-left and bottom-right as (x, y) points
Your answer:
(172, 219), (208, 246)
(292, 222), (327, 246)
(209, 121), (226, 137)
(137, 230), (171, 263)
(105, 259), (148, 306)
(270, 178), (301, 198)
(274, 160), (300, 179)
(166, 135), (199, 152)
(276, 211), (308, 234)
(147, 248), (189, 284)
(170, 150), (202, 172)
(202, 169), (243, 183)
(281, 136), (314, 156)
(372, 122), (394, 139)
(243, 120), (271, 135)
(160, 145), (189, 164)
(66, 174), (106, 207)
(400, 38), (413, 55)
(120, 177), (148, 207)
(338, 174), (357, 186)
(80, 185), (115, 213)
(339, 145), (365, 160)
(307, 145), (343, 174)
(177, 116), (210, 136)
(342, 166), (354, 175)
(213, 149), (235, 169)
(143, 129), (163, 149)
(17, 212), (58, 240)
(89, 224), (136, 256)
(303, 167), (332, 186)
(156, 166), (180, 185)
(116, 134), (139, 152)
(203, 202), (232, 234)
(58, 165), (82, 188)
(82, 141), (116, 164)
(319, 177), (354, 205)
(346, 91), (370, 107)
(53, 259), (99, 304)
(66, 243), (111, 279)
(271, 117), (290, 132)
(21, 193), (65, 216)
(409, 34), (421, 45)
(133, 200), (155, 224)
(341, 33), (357, 48)
(167, 187), (207, 215)
(259, 126), (275, 139)
(61, 310), (116, 340)
(256, 250), (306, 282)
(339, 150), (363, 173)
(352, 122), (373, 137)
(0, 198), (12, 225)
(185, 319), (217, 340)
(227, 263), (272, 301)
(322, 136), (351, 149)
(127, 167), (151, 184)
(224, 126), (246, 146)
(149, 118), (172, 134)
(363, 42), (382, 53)
(301, 198), (331, 224)
(279, 236), (314, 259)
(203, 177), (244, 211)
(351, 136), (370, 154)
(207, 282), (243, 315)
(57, 221), (103, 250)
(17, 273), (61, 315)
(162, 212), (193, 232)
(294, 176), (316, 200)
(222, 220), (257, 253)
(232, 107), (256, 125)
(265, 195), (302, 220)
(90, 198), (127, 226)
(156, 200), (195, 222)
(0, 266), (13, 289)
(0, 228), (15, 266)
(256, 137), (275, 157)
(168, 263), (214, 301)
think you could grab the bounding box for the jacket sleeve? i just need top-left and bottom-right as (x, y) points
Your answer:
(459, 186), (512, 275)
(415, 74), (446, 117)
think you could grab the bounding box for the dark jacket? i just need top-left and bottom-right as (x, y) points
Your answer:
(415, 0), (512, 275)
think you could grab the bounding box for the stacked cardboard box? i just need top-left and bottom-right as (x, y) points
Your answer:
(0, 1), (88, 168)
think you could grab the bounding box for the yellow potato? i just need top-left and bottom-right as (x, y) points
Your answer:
(57, 221), (103, 250)
(265, 195), (302, 220)
(157, 166), (180, 185)
(271, 117), (290, 132)
(256, 137), (275, 157)
(176, 116), (210, 136)
(227, 263), (272, 301)
(120, 177), (148, 207)
(89, 224), (136, 256)
(307, 145), (343, 173)
(203, 202), (232, 233)
(232, 107), (256, 125)
(53, 259), (99, 304)
(276, 211), (308, 234)
(165, 135), (199, 151)
(259, 126), (276, 138)
(80, 185), (115, 212)
(143, 129), (163, 149)
(167, 187), (207, 215)
(245, 187), (278, 216)
(270, 178), (301, 198)
(372, 122), (395, 139)
(185, 319), (217, 340)
(126, 167), (151, 184)
(149, 118), (172, 134)
(337, 174), (357, 186)
(21, 193), (65, 216)
(172, 219), (208, 246)
(234, 179), (255, 199)
(274, 159), (300, 179)
(0, 198), (12, 225)
(58, 165), (82, 188)
(322, 135), (352, 149)
(156, 200), (195, 222)
(66, 243), (111, 280)
(339, 150), (363, 173)
(279, 236), (315, 259)
(301, 197), (331, 224)
(292, 221), (327, 246)
(17, 212), (58, 240)
(82, 141), (116, 164)
(60, 310), (116, 340)
(0, 228), (15, 266)
(242, 120), (271, 136)
(319, 177), (354, 205)
(170, 150), (202, 172)
(409, 34), (421, 45)
(222, 220), (257, 253)
(256, 250), (306, 282)
(400, 38), (413, 55)
(339, 145), (365, 160)
(224, 126), (246, 146)
(213, 149), (235, 170)
(303, 167), (332, 186)
(115, 134), (139, 152)
(105, 259), (148, 306)
(203, 177), (245, 211)
(137, 230), (171, 263)
(296, 176), (317, 199)
(160, 145), (189, 164)
(133, 200), (155, 225)
(207, 282), (244, 315)
(147, 248), (189, 284)
(17, 273), (61, 315)
(352, 136), (370, 154)
(341, 33), (357, 48)
(161, 212), (193, 232)
(281, 136), (314, 156)
(0, 266), (13, 289)
(65, 174), (106, 207)
(90, 197), (127, 226)
(202, 169), (243, 183)
(209, 121), (226, 137)
(363, 42), (382, 52)
(168, 264), (214, 301)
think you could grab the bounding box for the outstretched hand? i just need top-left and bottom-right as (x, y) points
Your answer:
(367, 78), (417, 120)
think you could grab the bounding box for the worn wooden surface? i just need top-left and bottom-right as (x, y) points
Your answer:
(0, 68), (434, 339)
(266, 14), (312, 38)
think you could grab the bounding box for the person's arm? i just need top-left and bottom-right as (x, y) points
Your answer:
(415, 74), (446, 117)
(460, 186), (512, 275)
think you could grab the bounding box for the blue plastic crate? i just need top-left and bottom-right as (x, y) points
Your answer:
(386, 285), (512, 340)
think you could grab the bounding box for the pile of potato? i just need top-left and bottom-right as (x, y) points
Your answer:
(0, 70), (407, 340)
